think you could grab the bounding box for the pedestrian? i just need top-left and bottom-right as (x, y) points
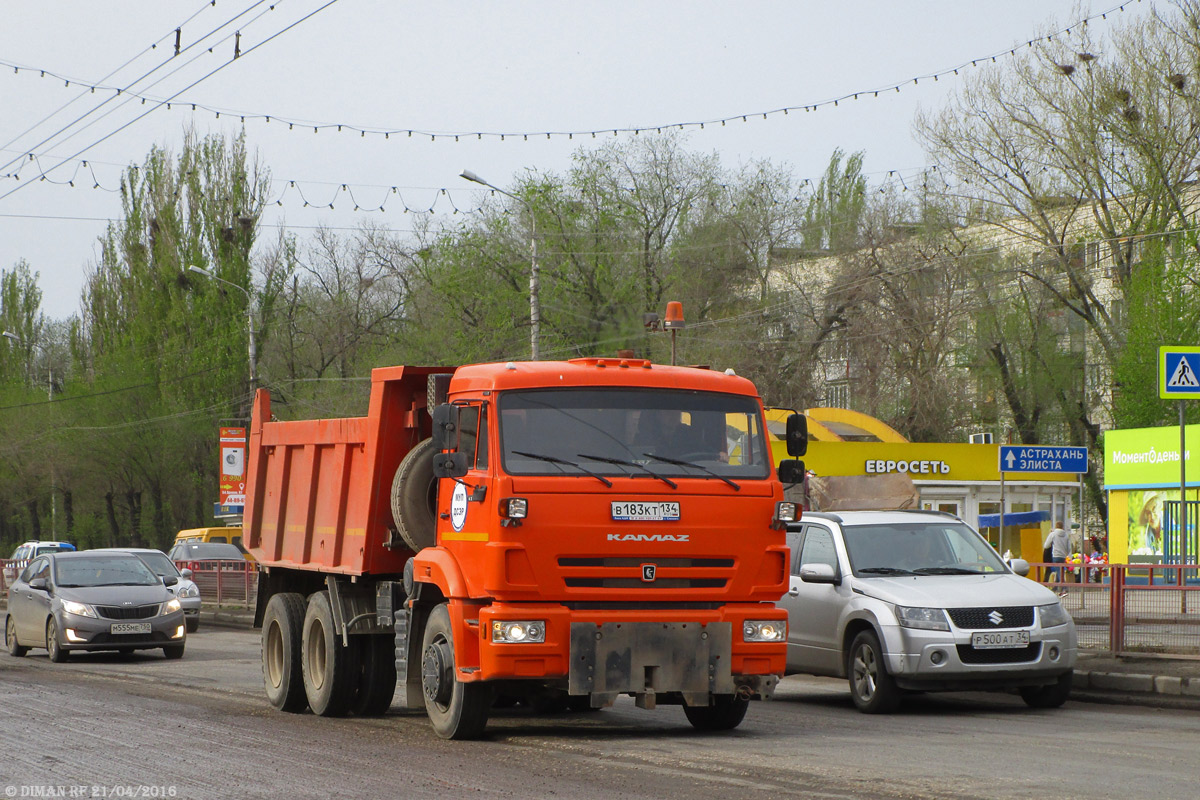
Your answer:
(1044, 520), (1070, 596)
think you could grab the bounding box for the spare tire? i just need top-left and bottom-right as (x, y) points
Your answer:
(391, 438), (438, 551)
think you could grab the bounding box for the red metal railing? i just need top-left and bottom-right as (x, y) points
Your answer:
(0, 558), (257, 609)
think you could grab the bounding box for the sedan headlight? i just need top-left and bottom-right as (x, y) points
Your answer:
(492, 620), (545, 643)
(1038, 602), (1072, 628)
(164, 598), (182, 614)
(177, 583), (200, 599)
(894, 605), (950, 631)
(743, 620), (786, 642)
(60, 600), (96, 618)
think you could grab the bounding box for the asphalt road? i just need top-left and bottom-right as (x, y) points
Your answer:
(3, 619), (1200, 800)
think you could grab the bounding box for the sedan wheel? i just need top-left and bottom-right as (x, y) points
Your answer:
(6, 616), (28, 657)
(46, 618), (69, 663)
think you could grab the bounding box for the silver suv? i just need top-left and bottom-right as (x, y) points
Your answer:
(779, 510), (1076, 713)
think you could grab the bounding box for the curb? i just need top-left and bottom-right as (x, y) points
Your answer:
(1072, 668), (1200, 708)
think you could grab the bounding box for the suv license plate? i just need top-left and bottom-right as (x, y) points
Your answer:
(611, 501), (680, 521)
(111, 622), (152, 635)
(970, 630), (1030, 649)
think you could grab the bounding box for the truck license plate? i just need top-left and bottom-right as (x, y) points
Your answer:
(970, 630), (1030, 649)
(611, 501), (680, 521)
(110, 622), (152, 635)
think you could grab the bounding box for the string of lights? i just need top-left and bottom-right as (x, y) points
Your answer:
(0, 1), (1138, 152)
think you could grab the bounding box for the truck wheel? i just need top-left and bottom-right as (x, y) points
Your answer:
(847, 630), (900, 713)
(262, 592), (308, 712)
(353, 633), (398, 716)
(421, 603), (491, 739)
(391, 438), (438, 551)
(302, 591), (360, 716)
(1020, 671), (1072, 709)
(683, 695), (749, 731)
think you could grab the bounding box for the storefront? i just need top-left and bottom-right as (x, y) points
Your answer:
(1103, 423), (1199, 565)
(779, 439), (1078, 564)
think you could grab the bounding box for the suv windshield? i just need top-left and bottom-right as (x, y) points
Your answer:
(843, 521), (1008, 576)
(499, 388), (770, 479)
(54, 555), (160, 587)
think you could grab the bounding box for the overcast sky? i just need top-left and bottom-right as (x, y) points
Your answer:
(0, 0), (1156, 320)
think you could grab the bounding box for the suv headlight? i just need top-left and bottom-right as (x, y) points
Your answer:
(164, 598), (182, 614)
(743, 620), (786, 642)
(895, 605), (950, 631)
(1039, 602), (1071, 628)
(492, 620), (545, 643)
(60, 600), (96, 618)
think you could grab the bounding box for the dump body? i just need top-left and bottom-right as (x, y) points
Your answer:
(246, 358), (793, 738)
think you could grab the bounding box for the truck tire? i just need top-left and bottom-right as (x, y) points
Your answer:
(301, 591), (360, 717)
(391, 438), (438, 552)
(353, 633), (398, 716)
(682, 695), (749, 731)
(262, 592), (307, 712)
(420, 603), (491, 739)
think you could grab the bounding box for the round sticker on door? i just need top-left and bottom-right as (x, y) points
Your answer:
(450, 481), (469, 532)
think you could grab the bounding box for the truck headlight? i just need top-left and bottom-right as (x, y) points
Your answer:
(1039, 602), (1071, 628)
(61, 600), (96, 618)
(499, 498), (528, 519)
(743, 620), (786, 642)
(895, 605), (950, 631)
(492, 620), (545, 643)
(772, 501), (797, 529)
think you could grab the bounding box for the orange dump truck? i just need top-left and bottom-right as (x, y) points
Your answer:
(246, 358), (807, 738)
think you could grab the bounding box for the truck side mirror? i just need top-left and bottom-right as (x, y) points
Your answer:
(432, 451), (469, 479)
(432, 403), (460, 452)
(777, 459), (805, 485)
(785, 413), (807, 457)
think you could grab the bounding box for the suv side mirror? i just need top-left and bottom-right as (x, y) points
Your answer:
(785, 413), (808, 457)
(799, 563), (839, 585)
(1007, 558), (1030, 577)
(431, 403), (460, 452)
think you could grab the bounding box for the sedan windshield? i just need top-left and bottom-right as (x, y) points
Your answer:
(499, 388), (770, 479)
(54, 556), (161, 587)
(843, 521), (1008, 576)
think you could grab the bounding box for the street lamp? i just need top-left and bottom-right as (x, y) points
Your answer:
(187, 265), (257, 388)
(460, 169), (540, 360)
(4, 330), (56, 536)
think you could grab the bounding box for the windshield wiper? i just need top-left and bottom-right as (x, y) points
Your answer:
(641, 453), (740, 490)
(857, 567), (915, 575)
(512, 451), (613, 487)
(912, 566), (984, 575)
(576, 453), (677, 489)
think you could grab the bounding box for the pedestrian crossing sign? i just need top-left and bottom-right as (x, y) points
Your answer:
(1159, 346), (1200, 399)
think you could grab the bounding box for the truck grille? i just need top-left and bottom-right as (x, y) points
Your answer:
(946, 606), (1033, 630)
(558, 557), (733, 590)
(95, 604), (161, 620)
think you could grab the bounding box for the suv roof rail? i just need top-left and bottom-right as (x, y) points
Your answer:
(893, 508), (961, 519)
(797, 511), (844, 524)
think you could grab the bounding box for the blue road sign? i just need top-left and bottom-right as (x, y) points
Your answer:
(998, 445), (1088, 474)
(1160, 346), (1200, 400)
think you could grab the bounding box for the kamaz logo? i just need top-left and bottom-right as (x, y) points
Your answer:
(988, 610), (1004, 626)
(606, 533), (690, 542)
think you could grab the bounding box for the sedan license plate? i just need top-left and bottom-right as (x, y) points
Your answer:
(611, 501), (680, 521)
(971, 630), (1030, 649)
(110, 622), (152, 635)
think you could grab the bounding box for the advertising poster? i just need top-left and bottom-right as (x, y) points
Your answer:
(219, 427), (247, 507)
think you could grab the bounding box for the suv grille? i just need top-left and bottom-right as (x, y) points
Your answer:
(957, 643), (1042, 664)
(558, 557), (733, 590)
(95, 604), (161, 620)
(947, 606), (1033, 630)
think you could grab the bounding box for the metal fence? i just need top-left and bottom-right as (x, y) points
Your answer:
(0, 558), (258, 609)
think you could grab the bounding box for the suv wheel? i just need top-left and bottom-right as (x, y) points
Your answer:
(847, 630), (900, 713)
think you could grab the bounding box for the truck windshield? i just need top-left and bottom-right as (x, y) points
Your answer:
(499, 388), (770, 479)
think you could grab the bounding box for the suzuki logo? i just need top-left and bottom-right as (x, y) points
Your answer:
(641, 564), (657, 582)
(988, 610), (1003, 626)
